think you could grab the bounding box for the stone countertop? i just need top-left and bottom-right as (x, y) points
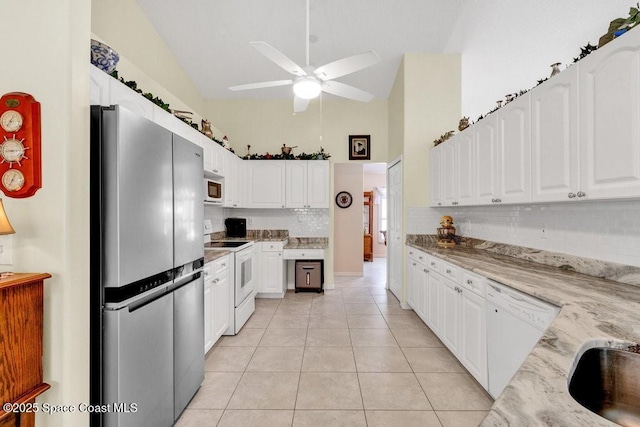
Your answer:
(204, 250), (230, 264)
(284, 237), (329, 250)
(406, 241), (640, 426)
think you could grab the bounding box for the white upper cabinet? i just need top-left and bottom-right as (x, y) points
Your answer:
(456, 129), (475, 205)
(306, 161), (330, 208)
(473, 115), (499, 204)
(531, 65), (579, 202)
(247, 161), (286, 208)
(579, 29), (640, 201)
(284, 160), (330, 208)
(497, 93), (531, 204)
(429, 145), (443, 207)
(442, 138), (458, 206)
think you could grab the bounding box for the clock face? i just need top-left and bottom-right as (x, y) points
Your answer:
(0, 136), (27, 165)
(2, 169), (25, 192)
(0, 110), (23, 132)
(335, 191), (353, 208)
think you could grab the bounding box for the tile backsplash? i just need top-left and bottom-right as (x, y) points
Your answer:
(407, 200), (640, 268)
(204, 206), (329, 237)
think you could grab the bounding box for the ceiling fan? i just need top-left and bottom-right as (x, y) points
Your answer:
(228, 0), (380, 113)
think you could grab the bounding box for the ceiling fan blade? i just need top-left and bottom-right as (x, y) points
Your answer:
(314, 51), (380, 81)
(228, 79), (293, 91)
(294, 96), (310, 113)
(250, 41), (307, 77)
(322, 81), (374, 102)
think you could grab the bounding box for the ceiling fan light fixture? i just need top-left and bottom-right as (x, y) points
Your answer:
(293, 77), (321, 99)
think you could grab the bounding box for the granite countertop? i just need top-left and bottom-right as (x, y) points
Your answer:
(210, 229), (289, 242)
(406, 240), (640, 426)
(284, 237), (329, 249)
(204, 250), (230, 264)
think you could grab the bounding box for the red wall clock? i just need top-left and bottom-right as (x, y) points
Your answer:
(0, 92), (42, 198)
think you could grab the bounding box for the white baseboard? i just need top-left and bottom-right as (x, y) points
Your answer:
(400, 302), (412, 310)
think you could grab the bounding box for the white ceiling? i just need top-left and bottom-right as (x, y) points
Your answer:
(135, 0), (464, 100)
(136, 0), (632, 117)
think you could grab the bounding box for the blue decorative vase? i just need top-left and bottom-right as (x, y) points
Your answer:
(91, 39), (120, 74)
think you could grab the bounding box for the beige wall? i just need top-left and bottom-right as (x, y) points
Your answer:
(334, 164), (364, 275)
(1, 1), (91, 426)
(363, 172), (387, 258)
(205, 98), (388, 162)
(387, 58), (405, 162)
(92, 0), (207, 118)
(403, 54), (461, 208)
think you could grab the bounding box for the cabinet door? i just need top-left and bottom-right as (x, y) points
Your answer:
(456, 130), (475, 205)
(405, 256), (418, 313)
(248, 161), (286, 208)
(440, 276), (461, 355)
(426, 269), (442, 336)
(259, 251), (284, 293)
(285, 161), (307, 208)
(306, 161), (330, 208)
(233, 158), (244, 208)
(473, 116), (499, 204)
(580, 31), (640, 200)
(531, 66), (579, 202)
(109, 78), (154, 121)
(429, 146), (443, 207)
(442, 138), (458, 206)
(204, 278), (213, 353)
(497, 93), (531, 204)
(460, 289), (488, 388)
(212, 271), (230, 342)
(416, 265), (429, 323)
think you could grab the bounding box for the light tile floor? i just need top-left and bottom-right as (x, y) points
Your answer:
(177, 258), (493, 427)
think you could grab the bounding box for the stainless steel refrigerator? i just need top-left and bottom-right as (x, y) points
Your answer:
(90, 105), (204, 427)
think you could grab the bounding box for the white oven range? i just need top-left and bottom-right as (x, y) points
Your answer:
(204, 240), (256, 334)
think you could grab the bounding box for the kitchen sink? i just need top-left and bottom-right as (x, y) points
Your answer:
(569, 346), (640, 426)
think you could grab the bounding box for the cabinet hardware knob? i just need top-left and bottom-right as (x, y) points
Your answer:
(221, 263), (226, 267)
(568, 192), (576, 199)
(413, 263), (416, 266)
(497, 198), (502, 203)
(467, 279), (473, 284)
(577, 191), (586, 198)
(431, 262), (436, 267)
(438, 202), (442, 206)
(446, 269), (451, 274)
(491, 198), (496, 203)
(423, 269), (428, 273)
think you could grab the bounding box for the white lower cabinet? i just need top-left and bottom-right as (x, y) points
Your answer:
(204, 255), (231, 353)
(257, 241), (286, 297)
(405, 245), (488, 388)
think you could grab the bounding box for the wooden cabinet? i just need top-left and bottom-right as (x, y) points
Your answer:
(363, 191), (373, 261)
(257, 242), (286, 297)
(247, 161), (286, 208)
(285, 161), (329, 208)
(204, 256), (231, 353)
(579, 30), (640, 201)
(0, 273), (51, 427)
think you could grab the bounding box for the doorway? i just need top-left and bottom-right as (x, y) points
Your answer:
(363, 163), (387, 283)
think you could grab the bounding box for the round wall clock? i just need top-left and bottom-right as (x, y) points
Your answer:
(335, 191), (353, 208)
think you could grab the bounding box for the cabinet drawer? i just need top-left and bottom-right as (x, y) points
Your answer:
(262, 241), (285, 252)
(461, 270), (486, 297)
(407, 247), (426, 263)
(206, 255), (229, 277)
(442, 262), (460, 283)
(425, 255), (441, 273)
(283, 249), (325, 260)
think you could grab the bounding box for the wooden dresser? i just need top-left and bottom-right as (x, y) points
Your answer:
(0, 273), (51, 427)
(363, 191), (373, 262)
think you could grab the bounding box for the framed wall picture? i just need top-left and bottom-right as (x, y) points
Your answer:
(349, 135), (370, 160)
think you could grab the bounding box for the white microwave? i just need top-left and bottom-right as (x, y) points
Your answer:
(204, 178), (223, 203)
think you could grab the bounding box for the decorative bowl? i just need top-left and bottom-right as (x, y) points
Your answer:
(91, 39), (119, 74)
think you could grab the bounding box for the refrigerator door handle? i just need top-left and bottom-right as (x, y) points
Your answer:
(172, 270), (203, 291)
(128, 288), (172, 313)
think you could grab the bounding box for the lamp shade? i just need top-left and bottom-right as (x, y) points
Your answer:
(0, 199), (15, 235)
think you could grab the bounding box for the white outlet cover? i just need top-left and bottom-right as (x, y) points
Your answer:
(0, 235), (13, 265)
(203, 219), (213, 234)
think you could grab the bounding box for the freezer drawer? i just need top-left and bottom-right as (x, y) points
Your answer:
(295, 261), (324, 292)
(103, 291), (174, 427)
(173, 274), (204, 420)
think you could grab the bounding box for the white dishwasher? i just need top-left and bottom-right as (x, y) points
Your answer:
(486, 280), (559, 399)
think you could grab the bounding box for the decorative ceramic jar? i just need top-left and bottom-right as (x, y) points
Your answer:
(91, 39), (120, 74)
